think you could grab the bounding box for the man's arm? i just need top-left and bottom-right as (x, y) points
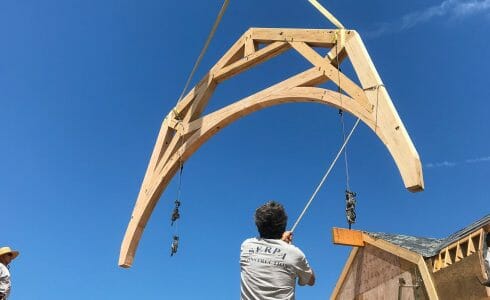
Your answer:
(283, 231), (316, 286)
(298, 270), (315, 286)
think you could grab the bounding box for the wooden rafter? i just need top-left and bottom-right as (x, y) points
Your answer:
(432, 228), (485, 272)
(119, 28), (425, 268)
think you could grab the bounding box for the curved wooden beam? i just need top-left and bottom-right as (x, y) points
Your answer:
(119, 28), (424, 267)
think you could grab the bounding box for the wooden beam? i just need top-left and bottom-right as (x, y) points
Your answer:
(214, 29), (249, 69)
(417, 256), (440, 300)
(363, 234), (420, 264)
(330, 247), (359, 300)
(289, 41), (372, 113)
(345, 31), (424, 192)
(251, 28), (338, 48)
(332, 227), (365, 247)
(214, 42), (290, 82)
(443, 248), (452, 267)
(244, 35), (256, 57)
(455, 242), (463, 262)
(119, 27), (425, 267)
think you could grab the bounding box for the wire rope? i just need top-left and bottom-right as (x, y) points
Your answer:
(290, 117), (360, 233)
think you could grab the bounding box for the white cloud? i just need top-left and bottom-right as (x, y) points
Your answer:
(365, 0), (490, 38)
(465, 156), (490, 163)
(425, 155), (490, 168)
(426, 160), (458, 168)
(454, 0), (490, 16)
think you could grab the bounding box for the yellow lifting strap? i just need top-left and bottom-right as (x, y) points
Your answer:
(307, 0), (345, 29)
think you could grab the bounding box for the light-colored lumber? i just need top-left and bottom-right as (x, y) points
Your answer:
(455, 242), (463, 261)
(444, 249), (452, 266)
(307, 0), (345, 29)
(363, 234), (420, 264)
(417, 256), (440, 300)
(213, 42), (290, 82)
(344, 31), (423, 192)
(332, 227), (365, 247)
(119, 27), (425, 267)
(330, 247), (359, 299)
(244, 35), (256, 57)
(251, 28), (337, 47)
(214, 29), (250, 69)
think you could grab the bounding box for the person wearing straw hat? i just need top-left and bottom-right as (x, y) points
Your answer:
(0, 247), (19, 300)
(240, 201), (315, 300)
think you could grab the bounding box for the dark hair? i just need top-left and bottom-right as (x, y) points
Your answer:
(254, 201), (288, 239)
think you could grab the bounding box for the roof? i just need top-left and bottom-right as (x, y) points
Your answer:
(367, 214), (490, 257)
(368, 232), (443, 257)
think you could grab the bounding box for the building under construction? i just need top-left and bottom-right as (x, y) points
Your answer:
(331, 215), (490, 299)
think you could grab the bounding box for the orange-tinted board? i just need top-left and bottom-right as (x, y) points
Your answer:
(332, 227), (365, 247)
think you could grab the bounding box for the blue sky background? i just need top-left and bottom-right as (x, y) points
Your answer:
(1, 0), (489, 299)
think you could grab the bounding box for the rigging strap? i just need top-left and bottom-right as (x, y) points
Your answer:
(306, 0), (345, 29)
(177, 0), (230, 103)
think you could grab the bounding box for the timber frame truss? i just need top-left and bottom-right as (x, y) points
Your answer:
(119, 28), (424, 268)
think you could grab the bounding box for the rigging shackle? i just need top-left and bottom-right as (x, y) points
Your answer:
(170, 235), (179, 256)
(345, 190), (357, 229)
(171, 199), (181, 226)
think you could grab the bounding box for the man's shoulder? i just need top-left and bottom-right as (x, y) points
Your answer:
(284, 243), (307, 258)
(241, 238), (305, 254)
(241, 237), (258, 248)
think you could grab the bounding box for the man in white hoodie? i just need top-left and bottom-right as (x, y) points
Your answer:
(0, 247), (19, 300)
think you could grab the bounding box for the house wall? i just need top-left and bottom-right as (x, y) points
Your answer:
(335, 245), (428, 300)
(431, 250), (489, 299)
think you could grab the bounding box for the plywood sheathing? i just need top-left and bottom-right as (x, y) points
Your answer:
(332, 244), (429, 300)
(332, 234), (438, 299)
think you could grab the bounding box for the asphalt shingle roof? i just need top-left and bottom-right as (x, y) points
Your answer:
(367, 214), (490, 258)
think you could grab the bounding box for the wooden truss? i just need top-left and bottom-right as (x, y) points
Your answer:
(432, 228), (485, 272)
(119, 28), (424, 267)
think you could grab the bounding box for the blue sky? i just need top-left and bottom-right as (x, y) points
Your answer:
(1, 0), (489, 299)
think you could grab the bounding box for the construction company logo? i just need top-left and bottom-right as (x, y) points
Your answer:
(245, 245), (288, 268)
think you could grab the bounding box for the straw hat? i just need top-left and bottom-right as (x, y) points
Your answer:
(0, 247), (19, 260)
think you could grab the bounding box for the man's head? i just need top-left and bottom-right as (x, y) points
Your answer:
(0, 247), (19, 266)
(255, 201), (288, 239)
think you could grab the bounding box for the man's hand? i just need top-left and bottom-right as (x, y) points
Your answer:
(281, 231), (293, 244)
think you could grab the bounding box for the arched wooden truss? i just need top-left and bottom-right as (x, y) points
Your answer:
(119, 28), (424, 268)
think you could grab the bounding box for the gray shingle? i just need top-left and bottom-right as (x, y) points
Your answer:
(368, 232), (444, 257)
(366, 214), (490, 258)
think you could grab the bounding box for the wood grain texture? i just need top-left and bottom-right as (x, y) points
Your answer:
(332, 227), (365, 247)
